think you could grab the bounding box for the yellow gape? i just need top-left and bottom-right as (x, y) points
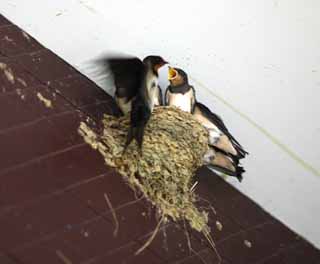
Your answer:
(168, 66), (178, 80)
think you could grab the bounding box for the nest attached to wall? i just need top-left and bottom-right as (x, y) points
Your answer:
(79, 106), (211, 237)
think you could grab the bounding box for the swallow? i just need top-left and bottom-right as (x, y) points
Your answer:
(106, 55), (167, 151)
(165, 67), (248, 181)
(193, 102), (248, 159)
(100, 55), (163, 115)
(165, 67), (196, 113)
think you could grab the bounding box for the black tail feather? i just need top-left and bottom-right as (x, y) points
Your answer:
(123, 96), (151, 153)
(207, 164), (245, 182)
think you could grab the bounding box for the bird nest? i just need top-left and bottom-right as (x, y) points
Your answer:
(78, 106), (211, 237)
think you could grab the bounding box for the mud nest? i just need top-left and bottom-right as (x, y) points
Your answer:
(79, 106), (211, 234)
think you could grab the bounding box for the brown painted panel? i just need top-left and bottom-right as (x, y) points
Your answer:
(269, 241), (320, 264)
(13, 236), (84, 264)
(0, 253), (18, 264)
(80, 101), (121, 121)
(261, 255), (285, 264)
(0, 111), (83, 172)
(0, 84), (72, 132)
(88, 241), (163, 264)
(0, 192), (95, 250)
(104, 200), (159, 241)
(0, 15), (11, 27)
(61, 216), (130, 261)
(17, 50), (77, 83)
(50, 75), (114, 107)
(195, 167), (273, 228)
(0, 144), (109, 207)
(177, 248), (228, 264)
(71, 170), (136, 214)
(217, 221), (299, 264)
(0, 59), (41, 94)
(0, 25), (43, 57)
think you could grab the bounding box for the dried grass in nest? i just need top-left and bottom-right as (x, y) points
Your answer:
(79, 106), (212, 238)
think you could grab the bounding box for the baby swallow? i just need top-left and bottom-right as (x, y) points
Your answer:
(107, 55), (167, 151)
(165, 67), (248, 181)
(165, 67), (196, 113)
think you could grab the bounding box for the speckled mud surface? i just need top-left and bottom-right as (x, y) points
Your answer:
(79, 106), (211, 234)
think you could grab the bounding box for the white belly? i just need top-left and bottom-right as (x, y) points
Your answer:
(146, 72), (160, 111)
(150, 86), (160, 108)
(169, 94), (191, 113)
(208, 128), (223, 145)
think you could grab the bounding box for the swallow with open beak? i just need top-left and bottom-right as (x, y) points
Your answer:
(165, 67), (196, 113)
(165, 67), (248, 181)
(106, 55), (167, 151)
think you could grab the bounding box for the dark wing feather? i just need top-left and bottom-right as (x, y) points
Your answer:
(157, 85), (163, 106)
(131, 96), (151, 128)
(190, 86), (196, 112)
(164, 87), (169, 105)
(100, 57), (144, 100)
(124, 96), (151, 151)
(207, 164), (244, 182)
(195, 102), (248, 159)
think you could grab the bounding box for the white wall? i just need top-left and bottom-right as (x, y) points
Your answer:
(1, 0), (320, 247)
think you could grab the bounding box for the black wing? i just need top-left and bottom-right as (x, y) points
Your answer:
(124, 95), (151, 151)
(98, 56), (144, 100)
(157, 85), (163, 106)
(207, 163), (244, 182)
(190, 86), (196, 112)
(164, 86), (169, 105)
(195, 102), (248, 159)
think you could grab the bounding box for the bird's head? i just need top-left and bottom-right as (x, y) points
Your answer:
(143, 55), (168, 72)
(168, 67), (189, 86)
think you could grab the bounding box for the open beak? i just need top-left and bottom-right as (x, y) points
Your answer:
(168, 66), (178, 80)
